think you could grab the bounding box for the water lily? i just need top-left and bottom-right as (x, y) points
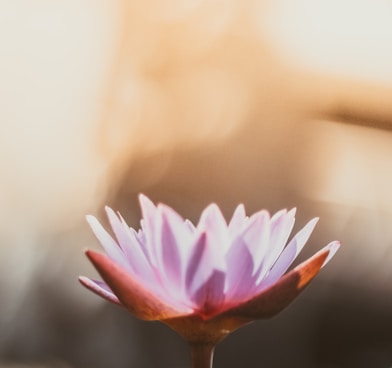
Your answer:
(79, 194), (339, 368)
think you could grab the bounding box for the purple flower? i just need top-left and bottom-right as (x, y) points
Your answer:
(80, 194), (339, 345)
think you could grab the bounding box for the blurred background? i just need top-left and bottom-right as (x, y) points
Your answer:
(1, 0), (392, 367)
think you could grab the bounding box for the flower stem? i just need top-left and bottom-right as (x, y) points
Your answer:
(189, 342), (215, 368)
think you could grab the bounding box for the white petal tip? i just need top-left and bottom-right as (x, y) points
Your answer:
(138, 194), (157, 215)
(105, 206), (118, 220)
(288, 207), (297, 216)
(236, 203), (246, 213)
(139, 193), (153, 205)
(86, 215), (98, 227)
(322, 241), (341, 266)
(104, 205), (113, 212)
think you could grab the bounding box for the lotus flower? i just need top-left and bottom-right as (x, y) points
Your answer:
(79, 195), (339, 367)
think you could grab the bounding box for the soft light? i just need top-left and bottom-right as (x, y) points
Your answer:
(80, 194), (339, 348)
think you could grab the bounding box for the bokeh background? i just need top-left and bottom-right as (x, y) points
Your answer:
(1, 0), (392, 367)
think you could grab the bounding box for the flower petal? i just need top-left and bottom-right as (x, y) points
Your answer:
(255, 208), (296, 282)
(138, 194), (159, 266)
(155, 204), (193, 298)
(228, 204), (246, 236)
(267, 208), (296, 262)
(104, 207), (161, 290)
(78, 276), (121, 306)
(241, 210), (270, 271)
(85, 250), (191, 320)
(222, 242), (339, 320)
(86, 215), (130, 272)
(224, 237), (256, 303)
(184, 219), (197, 232)
(105, 207), (134, 254)
(185, 232), (213, 302)
(256, 217), (319, 291)
(197, 203), (229, 266)
(321, 240), (341, 266)
(192, 269), (226, 318)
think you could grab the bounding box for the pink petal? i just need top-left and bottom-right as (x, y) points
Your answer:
(185, 233), (212, 302)
(256, 208), (296, 281)
(222, 242), (338, 320)
(184, 219), (197, 232)
(241, 210), (270, 270)
(105, 207), (158, 287)
(228, 204), (246, 236)
(85, 250), (191, 320)
(155, 204), (193, 297)
(322, 240), (340, 266)
(196, 203), (229, 266)
(105, 207), (139, 256)
(86, 215), (130, 272)
(269, 208), (296, 257)
(256, 217), (319, 290)
(105, 207), (132, 253)
(78, 276), (121, 306)
(139, 194), (157, 219)
(159, 206), (182, 279)
(185, 230), (228, 312)
(197, 203), (227, 233)
(192, 269), (226, 318)
(224, 237), (257, 303)
(138, 194), (159, 266)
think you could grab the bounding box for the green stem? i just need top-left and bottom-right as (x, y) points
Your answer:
(189, 342), (215, 368)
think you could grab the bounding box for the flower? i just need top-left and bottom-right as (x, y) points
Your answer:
(79, 194), (339, 345)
